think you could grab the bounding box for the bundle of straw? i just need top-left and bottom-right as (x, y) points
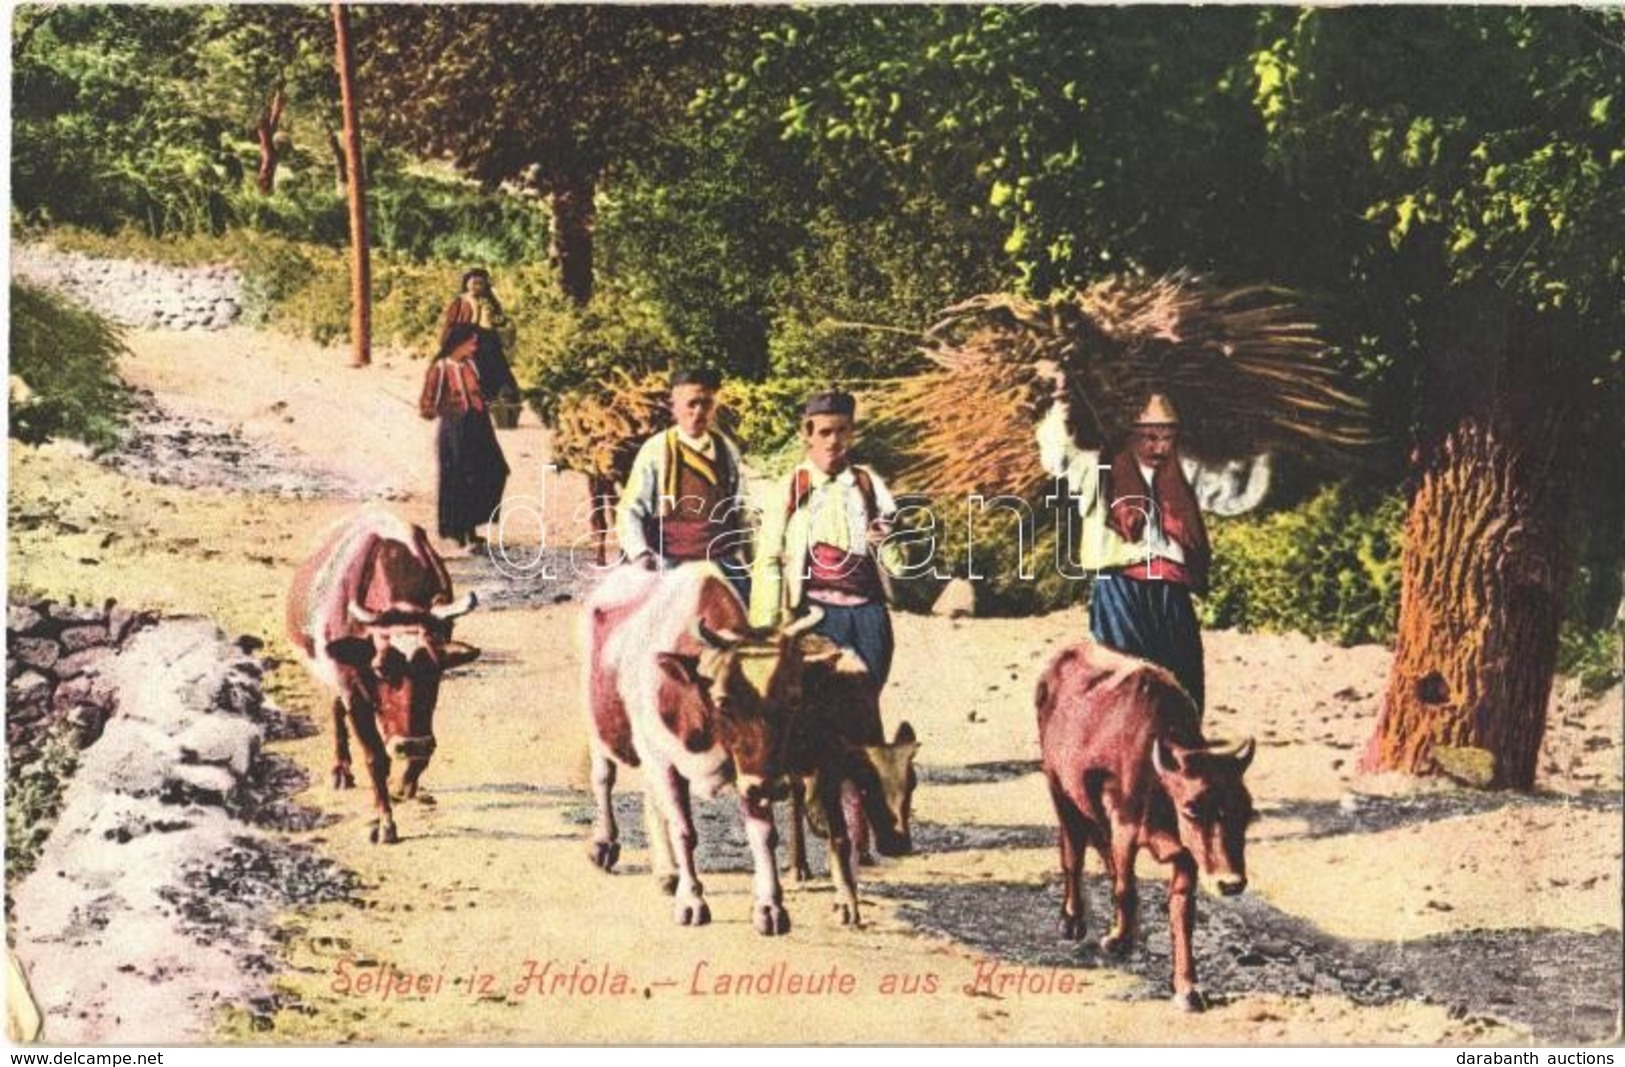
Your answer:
(552, 369), (673, 483)
(552, 369), (745, 485)
(876, 274), (1367, 498)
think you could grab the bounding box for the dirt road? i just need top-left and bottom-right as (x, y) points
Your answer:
(7, 324), (1621, 1045)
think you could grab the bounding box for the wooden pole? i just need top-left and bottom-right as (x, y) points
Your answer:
(332, 2), (371, 367)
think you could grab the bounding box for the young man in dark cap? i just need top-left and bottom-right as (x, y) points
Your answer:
(617, 367), (750, 596)
(750, 390), (905, 686)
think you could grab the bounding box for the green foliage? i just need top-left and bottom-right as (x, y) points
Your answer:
(370, 173), (551, 266)
(766, 204), (1002, 382)
(5, 728), (79, 895)
(1254, 8), (1625, 320)
(719, 377), (823, 464)
(12, 6), (238, 237)
(1556, 622), (1622, 698)
(360, 7), (750, 194)
(8, 282), (132, 451)
(1202, 484), (1406, 646)
(509, 288), (685, 428)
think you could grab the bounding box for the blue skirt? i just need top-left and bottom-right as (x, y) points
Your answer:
(1088, 574), (1205, 714)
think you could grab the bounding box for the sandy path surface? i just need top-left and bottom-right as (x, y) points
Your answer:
(7, 323), (1621, 1045)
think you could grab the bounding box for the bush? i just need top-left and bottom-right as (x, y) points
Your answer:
(718, 376), (822, 464)
(8, 281), (132, 451)
(1557, 623), (1622, 697)
(6, 730), (79, 896)
(1201, 484), (1405, 646)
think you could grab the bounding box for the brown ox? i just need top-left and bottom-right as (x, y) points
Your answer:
(584, 563), (838, 935)
(1036, 640), (1255, 1011)
(782, 652), (919, 927)
(287, 508), (479, 844)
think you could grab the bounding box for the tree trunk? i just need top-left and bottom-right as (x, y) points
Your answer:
(549, 173), (596, 307)
(255, 85), (287, 195)
(332, 3), (370, 368)
(1362, 288), (1582, 789)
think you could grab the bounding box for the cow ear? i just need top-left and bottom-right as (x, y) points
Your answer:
(894, 721), (917, 746)
(440, 640), (481, 671)
(325, 636), (374, 669)
(655, 653), (701, 686)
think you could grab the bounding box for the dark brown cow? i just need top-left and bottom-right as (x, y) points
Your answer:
(287, 508), (479, 844)
(584, 563), (839, 935)
(1036, 640), (1255, 1011)
(782, 652), (919, 927)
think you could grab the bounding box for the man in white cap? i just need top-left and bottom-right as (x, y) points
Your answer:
(1047, 390), (1211, 713)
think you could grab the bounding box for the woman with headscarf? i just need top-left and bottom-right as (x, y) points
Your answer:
(420, 322), (510, 549)
(439, 268), (520, 407)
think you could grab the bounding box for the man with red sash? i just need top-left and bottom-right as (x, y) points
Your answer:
(617, 368), (751, 597)
(750, 391), (904, 686)
(1087, 392), (1211, 712)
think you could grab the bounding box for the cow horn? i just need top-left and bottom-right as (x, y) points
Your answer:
(781, 606), (826, 639)
(347, 599), (380, 626)
(694, 619), (743, 650)
(1205, 737), (1253, 761)
(429, 591), (477, 620)
(1234, 737), (1256, 770)
(1151, 738), (1178, 776)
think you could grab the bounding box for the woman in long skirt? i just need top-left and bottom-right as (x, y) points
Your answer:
(420, 323), (509, 548)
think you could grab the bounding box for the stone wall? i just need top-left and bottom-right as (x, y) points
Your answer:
(6, 598), (160, 764)
(11, 246), (243, 331)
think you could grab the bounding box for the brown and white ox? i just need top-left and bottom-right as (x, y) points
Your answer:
(287, 508), (479, 844)
(584, 563), (837, 936)
(782, 650), (919, 927)
(1036, 640), (1255, 1011)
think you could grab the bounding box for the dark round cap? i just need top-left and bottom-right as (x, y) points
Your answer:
(671, 367), (722, 390)
(803, 390), (856, 419)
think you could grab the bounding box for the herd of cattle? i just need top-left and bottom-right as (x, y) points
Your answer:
(285, 507), (1257, 1010)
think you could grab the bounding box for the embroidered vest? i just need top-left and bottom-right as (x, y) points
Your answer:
(653, 431), (735, 562)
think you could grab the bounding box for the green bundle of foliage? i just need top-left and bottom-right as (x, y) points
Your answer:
(511, 287), (685, 428)
(1201, 484), (1406, 646)
(8, 282), (132, 451)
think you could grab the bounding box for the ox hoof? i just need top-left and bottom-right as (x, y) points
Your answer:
(1171, 988), (1209, 1013)
(830, 902), (859, 927)
(786, 862), (813, 885)
(855, 851), (877, 869)
(753, 903), (791, 937)
(369, 822), (400, 845)
(657, 875), (679, 896)
(1059, 914), (1085, 941)
(1099, 933), (1132, 958)
(332, 767), (356, 790)
(414, 792), (437, 806)
(587, 840), (621, 872)
(674, 899), (711, 927)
